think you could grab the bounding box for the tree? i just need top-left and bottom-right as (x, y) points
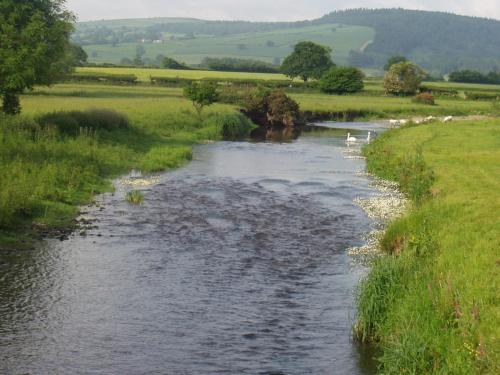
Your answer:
(162, 57), (188, 70)
(384, 62), (426, 96)
(135, 44), (146, 57)
(384, 55), (408, 71)
(68, 44), (88, 66)
(281, 41), (334, 82)
(133, 54), (144, 66)
(183, 82), (219, 116)
(320, 66), (364, 94)
(0, 0), (74, 114)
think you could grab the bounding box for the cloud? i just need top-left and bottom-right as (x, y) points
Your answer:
(65, 0), (500, 22)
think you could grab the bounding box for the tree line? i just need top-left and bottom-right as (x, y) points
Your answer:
(448, 70), (500, 85)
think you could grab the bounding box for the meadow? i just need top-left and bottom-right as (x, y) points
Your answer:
(356, 119), (499, 374)
(82, 23), (375, 66)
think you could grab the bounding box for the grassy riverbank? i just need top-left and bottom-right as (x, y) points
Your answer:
(0, 95), (239, 249)
(356, 119), (499, 374)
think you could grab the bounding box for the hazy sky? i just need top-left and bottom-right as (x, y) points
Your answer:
(66, 0), (500, 22)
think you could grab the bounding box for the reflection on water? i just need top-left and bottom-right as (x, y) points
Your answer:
(0, 122), (383, 374)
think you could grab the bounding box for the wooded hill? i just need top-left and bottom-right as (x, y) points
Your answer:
(74, 9), (500, 75)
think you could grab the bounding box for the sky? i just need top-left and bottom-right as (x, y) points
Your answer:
(66, 0), (500, 22)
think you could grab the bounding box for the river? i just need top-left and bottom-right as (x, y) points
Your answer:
(0, 122), (386, 374)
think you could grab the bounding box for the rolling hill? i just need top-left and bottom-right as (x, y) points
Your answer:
(73, 9), (500, 75)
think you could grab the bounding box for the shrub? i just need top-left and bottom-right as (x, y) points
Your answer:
(203, 112), (256, 140)
(67, 73), (137, 84)
(398, 146), (435, 203)
(242, 88), (300, 127)
(162, 57), (189, 70)
(201, 57), (279, 74)
(412, 92), (435, 105)
(384, 62), (426, 96)
(319, 66), (364, 94)
(37, 109), (130, 136)
(464, 91), (499, 101)
(266, 90), (300, 126)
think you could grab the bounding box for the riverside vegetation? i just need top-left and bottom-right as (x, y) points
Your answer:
(356, 119), (499, 374)
(1, 72), (498, 248)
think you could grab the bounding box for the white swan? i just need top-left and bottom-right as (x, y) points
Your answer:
(367, 131), (372, 143)
(346, 133), (357, 142)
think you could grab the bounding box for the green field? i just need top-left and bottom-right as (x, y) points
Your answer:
(75, 66), (287, 81)
(357, 120), (500, 374)
(82, 23), (375, 66)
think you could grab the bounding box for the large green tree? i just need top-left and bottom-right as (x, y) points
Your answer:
(0, 0), (74, 114)
(281, 41), (334, 82)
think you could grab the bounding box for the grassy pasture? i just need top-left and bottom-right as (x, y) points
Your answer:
(357, 120), (500, 374)
(76, 66), (287, 81)
(83, 24), (375, 66)
(28, 81), (497, 119)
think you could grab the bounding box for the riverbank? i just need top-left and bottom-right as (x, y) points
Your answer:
(0, 103), (241, 249)
(355, 119), (499, 374)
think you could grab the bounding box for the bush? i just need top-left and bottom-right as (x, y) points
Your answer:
(398, 146), (435, 203)
(37, 109), (130, 136)
(242, 88), (300, 127)
(412, 92), (435, 105)
(319, 66), (364, 94)
(201, 57), (279, 73)
(203, 112), (256, 140)
(464, 91), (499, 101)
(384, 62), (426, 96)
(67, 72), (137, 84)
(162, 57), (189, 70)
(266, 90), (300, 126)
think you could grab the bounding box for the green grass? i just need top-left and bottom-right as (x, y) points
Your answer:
(0, 87), (236, 248)
(82, 23), (375, 66)
(76, 66), (288, 82)
(293, 91), (494, 117)
(126, 190), (145, 205)
(356, 120), (500, 374)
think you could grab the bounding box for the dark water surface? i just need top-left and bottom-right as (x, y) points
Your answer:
(0, 123), (384, 374)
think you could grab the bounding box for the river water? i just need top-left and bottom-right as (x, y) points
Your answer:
(0, 122), (385, 375)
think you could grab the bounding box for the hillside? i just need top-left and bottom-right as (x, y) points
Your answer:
(73, 9), (500, 75)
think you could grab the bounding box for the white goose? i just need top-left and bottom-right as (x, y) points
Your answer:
(346, 133), (357, 143)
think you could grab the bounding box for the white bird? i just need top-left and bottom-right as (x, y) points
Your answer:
(367, 131), (372, 143)
(443, 116), (453, 123)
(346, 133), (357, 142)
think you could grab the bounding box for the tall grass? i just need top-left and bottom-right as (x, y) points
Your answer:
(203, 112), (257, 140)
(356, 120), (500, 374)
